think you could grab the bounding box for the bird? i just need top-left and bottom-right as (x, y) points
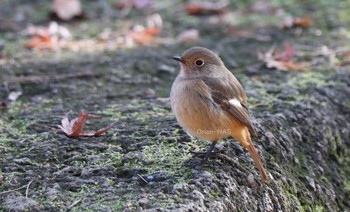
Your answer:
(170, 46), (268, 182)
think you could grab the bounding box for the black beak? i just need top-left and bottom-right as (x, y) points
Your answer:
(171, 56), (183, 63)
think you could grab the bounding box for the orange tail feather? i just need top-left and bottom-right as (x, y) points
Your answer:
(246, 137), (269, 182)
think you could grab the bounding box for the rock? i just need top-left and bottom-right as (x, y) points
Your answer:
(121, 151), (145, 164)
(138, 198), (149, 207)
(3, 195), (38, 211)
(46, 183), (61, 197)
(262, 192), (274, 212)
(158, 64), (176, 74)
(172, 183), (190, 193)
(133, 88), (156, 98)
(305, 176), (316, 192)
(247, 174), (258, 190)
(13, 158), (32, 165)
(189, 190), (205, 201)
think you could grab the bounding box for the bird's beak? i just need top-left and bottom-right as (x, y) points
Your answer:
(171, 56), (184, 63)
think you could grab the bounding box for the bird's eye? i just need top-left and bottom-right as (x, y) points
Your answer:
(195, 59), (204, 67)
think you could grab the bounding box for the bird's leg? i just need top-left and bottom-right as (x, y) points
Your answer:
(200, 141), (218, 164)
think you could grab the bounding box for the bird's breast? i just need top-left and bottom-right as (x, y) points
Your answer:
(170, 78), (231, 141)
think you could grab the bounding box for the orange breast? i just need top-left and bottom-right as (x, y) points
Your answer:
(171, 78), (236, 141)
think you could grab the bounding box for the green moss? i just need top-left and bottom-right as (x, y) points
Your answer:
(301, 204), (325, 212)
(208, 190), (224, 199)
(289, 72), (327, 90)
(281, 188), (302, 211)
(124, 139), (192, 176)
(68, 144), (124, 168)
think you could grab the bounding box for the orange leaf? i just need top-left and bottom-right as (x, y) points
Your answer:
(266, 60), (308, 71)
(126, 14), (162, 45)
(258, 43), (309, 71)
(143, 27), (161, 36)
(283, 16), (313, 29)
(58, 112), (116, 138)
(186, 1), (228, 15)
(25, 31), (58, 49)
(293, 17), (313, 27)
(273, 42), (294, 62)
(281, 62), (308, 71)
(128, 27), (161, 45)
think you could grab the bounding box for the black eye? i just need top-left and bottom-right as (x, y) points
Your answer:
(195, 59), (204, 67)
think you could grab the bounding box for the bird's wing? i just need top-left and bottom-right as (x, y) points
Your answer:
(202, 76), (257, 138)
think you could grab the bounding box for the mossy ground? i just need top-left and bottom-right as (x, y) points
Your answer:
(1, 0), (350, 211)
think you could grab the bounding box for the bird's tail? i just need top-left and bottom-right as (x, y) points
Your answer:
(246, 135), (269, 182)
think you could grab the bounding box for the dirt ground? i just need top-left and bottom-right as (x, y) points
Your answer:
(0, 0), (349, 211)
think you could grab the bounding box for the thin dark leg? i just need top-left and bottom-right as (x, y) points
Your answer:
(200, 141), (218, 164)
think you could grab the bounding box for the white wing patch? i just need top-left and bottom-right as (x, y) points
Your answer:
(229, 98), (242, 108)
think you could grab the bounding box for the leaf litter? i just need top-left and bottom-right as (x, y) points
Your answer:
(58, 112), (117, 138)
(258, 42), (310, 71)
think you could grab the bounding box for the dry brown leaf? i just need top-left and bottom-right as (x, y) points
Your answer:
(51, 0), (82, 21)
(128, 27), (161, 45)
(186, 0), (228, 15)
(266, 60), (307, 71)
(24, 22), (71, 49)
(25, 32), (58, 49)
(272, 42), (294, 62)
(58, 112), (117, 138)
(336, 51), (350, 67)
(126, 14), (162, 45)
(282, 16), (313, 29)
(258, 43), (309, 71)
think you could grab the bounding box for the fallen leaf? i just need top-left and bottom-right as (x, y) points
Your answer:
(126, 14), (162, 45)
(186, 0), (228, 15)
(272, 42), (294, 62)
(282, 16), (313, 29)
(25, 32), (58, 49)
(24, 22), (71, 49)
(128, 27), (161, 45)
(51, 0), (82, 21)
(265, 60), (308, 71)
(176, 29), (199, 43)
(336, 51), (350, 67)
(58, 112), (117, 138)
(258, 43), (309, 71)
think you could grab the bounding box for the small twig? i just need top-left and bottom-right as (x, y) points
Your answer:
(0, 185), (27, 195)
(137, 174), (149, 184)
(4, 71), (98, 84)
(25, 180), (34, 198)
(67, 198), (83, 210)
(0, 180), (33, 196)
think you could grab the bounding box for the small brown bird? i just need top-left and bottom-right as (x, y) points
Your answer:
(170, 46), (268, 182)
